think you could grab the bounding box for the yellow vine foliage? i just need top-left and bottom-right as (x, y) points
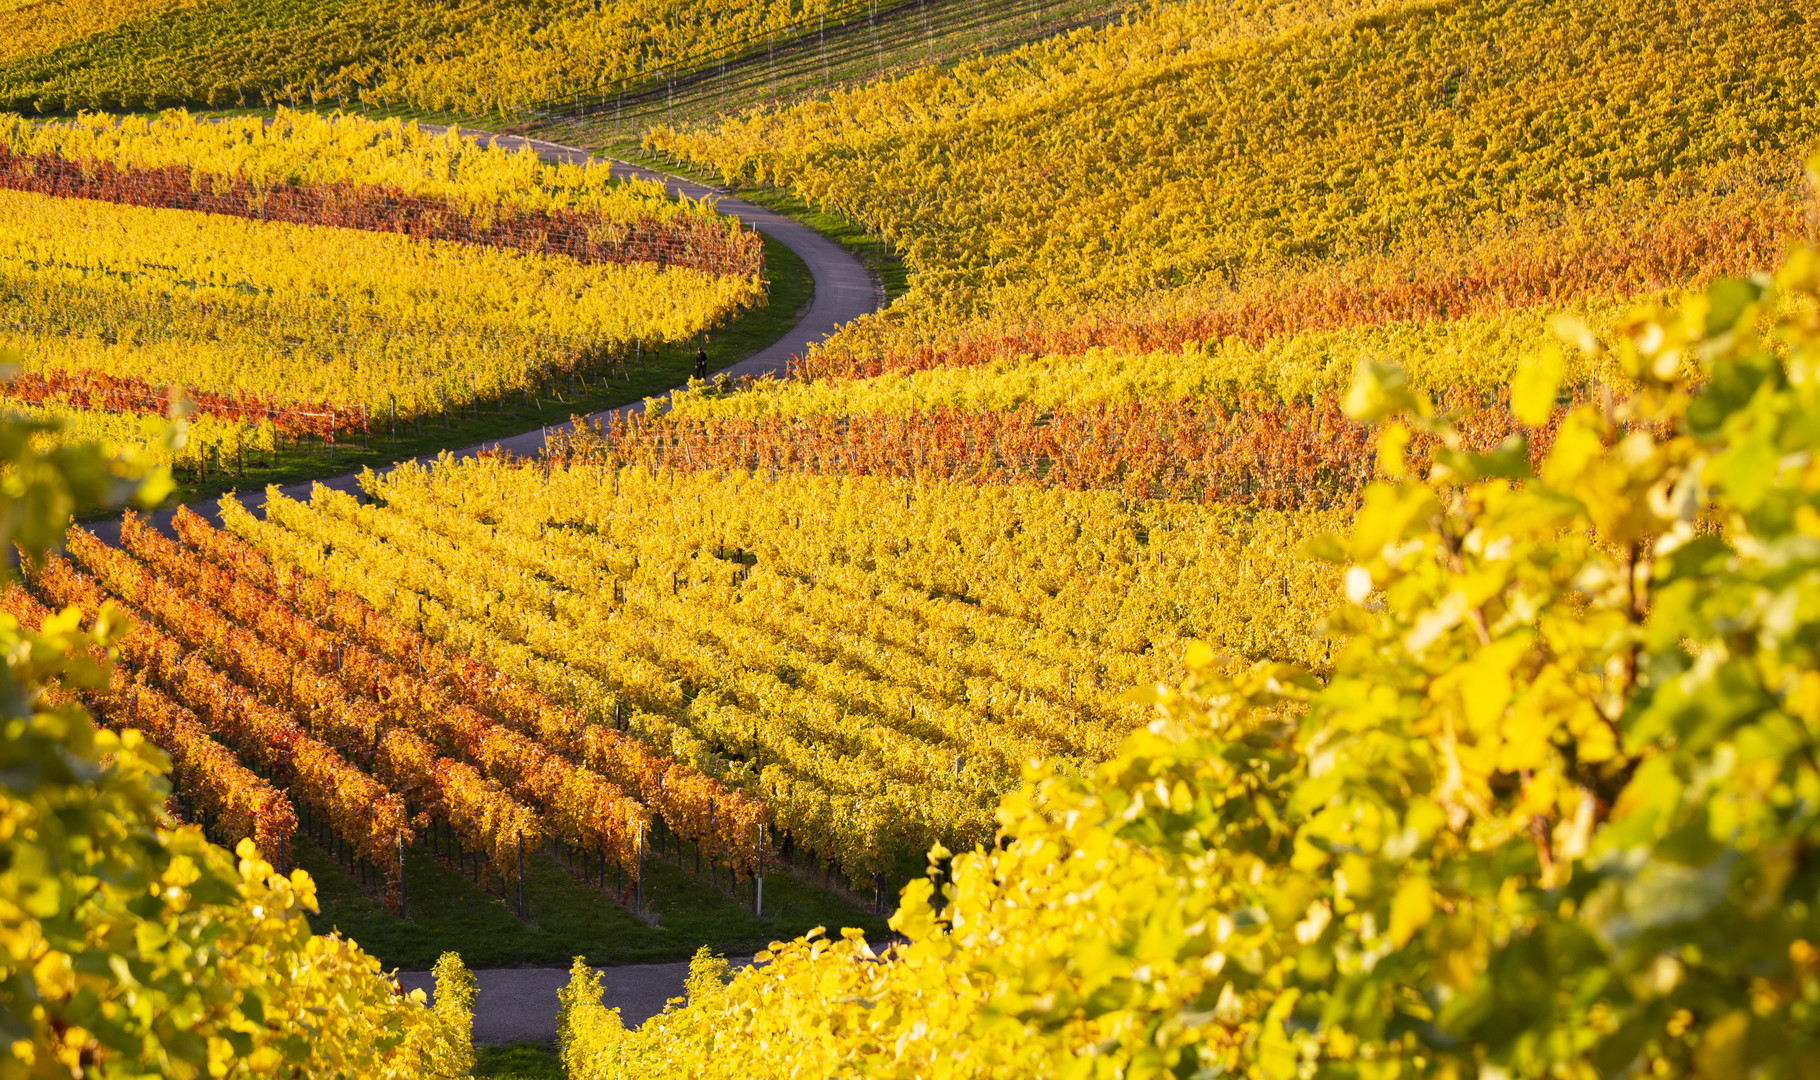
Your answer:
(0, 0), (883, 117)
(0, 391), (478, 1078)
(0, 0), (195, 65)
(0, 187), (760, 418)
(672, 295), (1650, 421)
(0, 109), (721, 224)
(359, 0), (871, 117)
(652, 0), (1820, 349)
(556, 239), (1820, 1080)
(219, 461), (1342, 882)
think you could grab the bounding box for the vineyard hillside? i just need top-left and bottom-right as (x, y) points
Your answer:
(5, 0), (1820, 1077)
(652, 0), (1819, 360)
(0, 0), (1133, 121)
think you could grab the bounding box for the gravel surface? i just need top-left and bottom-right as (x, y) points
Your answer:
(396, 957), (755, 1045)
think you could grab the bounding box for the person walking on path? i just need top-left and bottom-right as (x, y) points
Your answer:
(695, 346), (709, 382)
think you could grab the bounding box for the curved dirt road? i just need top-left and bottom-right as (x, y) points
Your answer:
(86, 129), (875, 542)
(73, 128), (859, 1043)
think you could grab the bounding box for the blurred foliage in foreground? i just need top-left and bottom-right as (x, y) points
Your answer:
(0, 394), (477, 1078)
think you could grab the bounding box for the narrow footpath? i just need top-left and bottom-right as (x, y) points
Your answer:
(87, 130), (876, 543)
(376, 138), (846, 1046)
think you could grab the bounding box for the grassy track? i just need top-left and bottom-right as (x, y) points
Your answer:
(296, 827), (890, 972)
(475, 1043), (563, 1079)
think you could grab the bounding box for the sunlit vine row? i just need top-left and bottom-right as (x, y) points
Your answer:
(0, 185), (760, 426)
(1, 110), (721, 225)
(777, 195), (1790, 382)
(123, 509), (662, 877)
(0, 0), (875, 117)
(64, 524), (551, 887)
(0, 0), (194, 64)
(178, 504), (770, 877)
(6, 396), (271, 473)
(556, 378), (1590, 509)
(0, 138), (761, 279)
(696, 300), (1645, 417)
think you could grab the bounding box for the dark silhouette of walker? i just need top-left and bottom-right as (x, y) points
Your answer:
(695, 347), (708, 381)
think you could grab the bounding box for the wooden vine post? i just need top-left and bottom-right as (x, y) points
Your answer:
(756, 822), (766, 917)
(517, 830), (527, 918)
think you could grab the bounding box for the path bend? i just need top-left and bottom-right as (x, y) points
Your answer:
(86, 129), (875, 543)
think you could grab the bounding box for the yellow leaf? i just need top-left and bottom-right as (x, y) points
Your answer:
(1462, 635), (1526, 736)
(1388, 876), (1434, 948)
(1378, 420), (1411, 478)
(1549, 313), (1602, 357)
(1510, 346), (1564, 427)
(1691, 1010), (1751, 1077)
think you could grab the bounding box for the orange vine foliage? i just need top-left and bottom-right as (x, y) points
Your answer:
(171, 506), (771, 877)
(2, 583), (297, 861)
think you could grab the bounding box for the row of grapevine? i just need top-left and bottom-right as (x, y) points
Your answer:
(549, 379), (1591, 508)
(677, 299), (1636, 421)
(0, 0), (904, 118)
(215, 461), (1344, 881)
(128, 509), (670, 879)
(4, 367), (349, 442)
(78, 520), (550, 888)
(20, 498), (771, 895)
(782, 195), (1799, 383)
(22, 546), (413, 905)
(0, 109), (765, 474)
(0, 141), (763, 278)
(552, 233), (1820, 1080)
(170, 505), (771, 877)
(6, 355), (484, 1076)
(0, 0), (194, 64)
(6, 395), (273, 475)
(0, 110), (723, 224)
(223, 529), (766, 884)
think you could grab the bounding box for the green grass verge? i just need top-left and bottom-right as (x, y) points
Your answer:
(72, 229), (810, 518)
(297, 828), (892, 972)
(618, 149), (912, 305)
(475, 1043), (564, 1079)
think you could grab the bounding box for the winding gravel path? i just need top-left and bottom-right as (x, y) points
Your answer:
(396, 957), (755, 1046)
(75, 129), (859, 1040)
(86, 129), (876, 543)
(72, 128), (856, 1039)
